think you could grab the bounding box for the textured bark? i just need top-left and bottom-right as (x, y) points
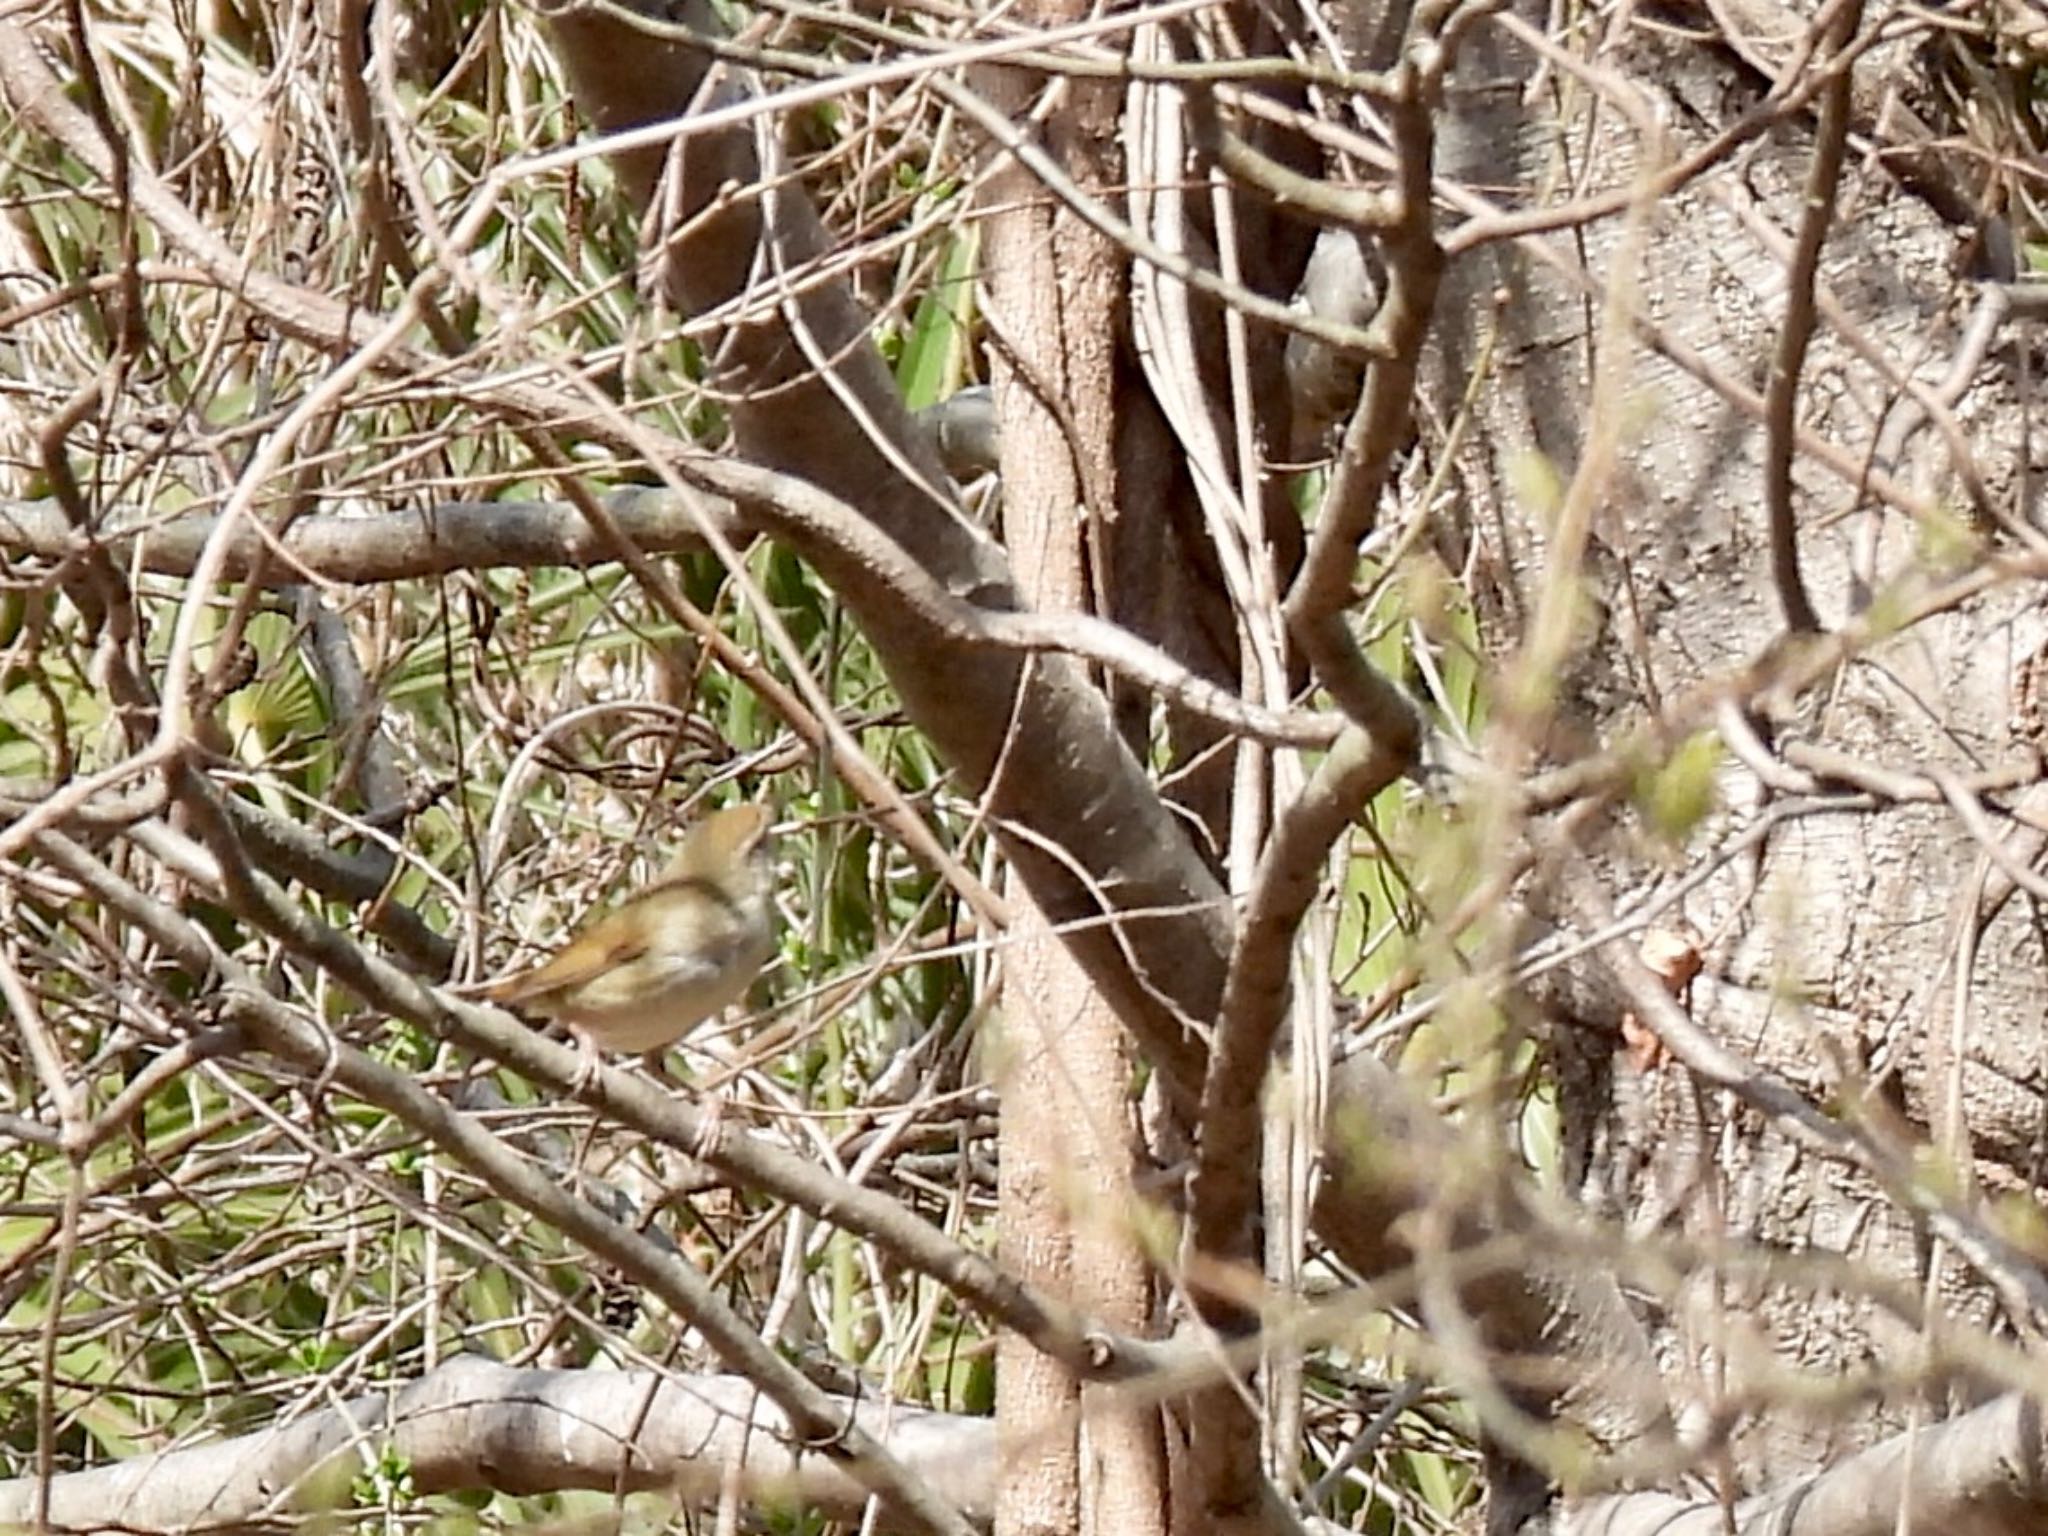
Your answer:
(996, 915), (1168, 1536)
(7, 3), (2035, 1531)
(527, 10), (1640, 1526)
(994, 921), (1087, 1536)
(983, 24), (1171, 1534)
(1425, 0), (2048, 1499)
(14, 1356), (2048, 1536)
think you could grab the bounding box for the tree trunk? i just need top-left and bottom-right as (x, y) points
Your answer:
(983, 23), (1171, 1536)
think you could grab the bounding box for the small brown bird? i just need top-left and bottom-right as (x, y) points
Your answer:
(481, 803), (777, 1089)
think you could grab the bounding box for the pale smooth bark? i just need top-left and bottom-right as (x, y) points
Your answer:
(0, 1359), (993, 1530)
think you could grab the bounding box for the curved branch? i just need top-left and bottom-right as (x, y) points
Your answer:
(0, 1356), (993, 1529)
(0, 25), (1234, 1101)
(9, 1353), (2046, 1536)
(538, 0), (1233, 1098)
(1187, 728), (1409, 1276)
(1222, 49), (1436, 757)
(1567, 1389), (2048, 1536)
(1760, 0), (1864, 637)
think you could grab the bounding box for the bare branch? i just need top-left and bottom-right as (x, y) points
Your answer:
(1566, 1389), (2048, 1536)
(1760, 0), (1866, 636)
(1188, 728), (1409, 1271)
(0, 1356), (994, 1529)
(75, 814), (1169, 1388)
(0, 492), (743, 583)
(43, 819), (981, 1536)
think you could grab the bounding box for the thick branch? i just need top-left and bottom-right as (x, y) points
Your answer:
(0, 23), (1231, 1100)
(11, 1355), (2044, 1536)
(0, 487), (1338, 749)
(0, 1357), (992, 1530)
(540, 3), (1234, 1098)
(1566, 1389), (2048, 1536)
(0, 492), (743, 582)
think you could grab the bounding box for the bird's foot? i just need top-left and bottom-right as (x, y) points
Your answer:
(568, 1031), (605, 1095)
(689, 1094), (728, 1160)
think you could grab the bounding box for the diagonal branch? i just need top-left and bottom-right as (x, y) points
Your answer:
(1187, 729), (1410, 1277)
(45, 817), (981, 1536)
(96, 812), (1171, 1388)
(540, 0), (1237, 1096)
(0, 22), (1229, 1098)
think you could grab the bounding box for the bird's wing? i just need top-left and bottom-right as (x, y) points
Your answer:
(481, 922), (647, 1006)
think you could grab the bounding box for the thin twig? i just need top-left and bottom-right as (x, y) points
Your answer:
(1760, 0), (1866, 635)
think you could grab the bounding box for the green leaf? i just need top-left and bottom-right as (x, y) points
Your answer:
(1635, 732), (1721, 845)
(896, 225), (981, 408)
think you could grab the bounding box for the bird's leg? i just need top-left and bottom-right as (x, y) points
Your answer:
(682, 1021), (734, 1159)
(689, 1092), (728, 1161)
(569, 1027), (604, 1094)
